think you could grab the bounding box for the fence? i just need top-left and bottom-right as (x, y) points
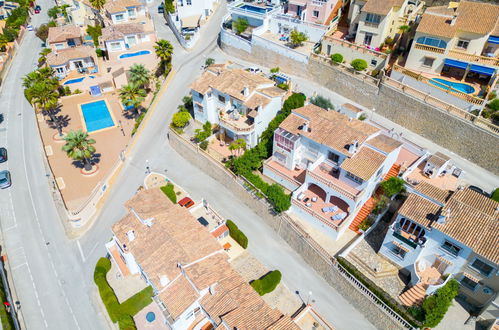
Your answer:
(168, 129), (412, 329)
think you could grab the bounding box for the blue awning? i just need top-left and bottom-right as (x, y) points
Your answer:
(469, 64), (495, 76)
(488, 35), (499, 44)
(444, 59), (468, 69)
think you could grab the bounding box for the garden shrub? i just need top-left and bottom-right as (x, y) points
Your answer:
(118, 315), (136, 330)
(491, 188), (499, 202)
(233, 18), (249, 35)
(226, 220), (248, 249)
(250, 270), (282, 296)
(358, 114), (367, 121)
(277, 83), (289, 91)
(131, 112), (146, 135)
(330, 53), (343, 64)
(199, 140), (208, 150)
(487, 91), (497, 101)
(160, 183), (177, 204)
(488, 98), (499, 112)
(310, 95), (333, 110)
(380, 177), (405, 197)
(421, 279), (459, 328)
(94, 258), (120, 322)
(266, 184), (291, 213)
(358, 216), (374, 232)
(351, 59), (368, 71)
(171, 111), (191, 128)
(205, 58), (215, 66)
(270, 67), (280, 73)
(194, 121), (212, 142)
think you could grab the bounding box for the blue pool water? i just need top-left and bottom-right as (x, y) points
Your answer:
(119, 50), (152, 59)
(238, 4), (272, 13)
(80, 100), (114, 132)
(146, 312), (156, 323)
(429, 78), (476, 94)
(64, 75), (95, 85)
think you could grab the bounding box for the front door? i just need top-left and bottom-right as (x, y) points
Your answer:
(363, 33), (373, 46)
(74, 61), (83, 69)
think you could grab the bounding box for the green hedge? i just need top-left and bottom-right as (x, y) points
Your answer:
(421, 279), (459, 328)
(160, 183), (177, 204)
(94, 258), (153, 327)
(491, 188), (499, 202)
(250, 270), (282, 296)
(226, 220), (248, 249)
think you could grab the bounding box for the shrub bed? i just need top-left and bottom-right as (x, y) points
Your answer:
(331, 53), (343, 64)
(226, 220), (248, 249)
(351, 59), (368, 71)
(160, 183), (177, 204)
(421, 279), (459, 327)
(250, 270), (282, 295)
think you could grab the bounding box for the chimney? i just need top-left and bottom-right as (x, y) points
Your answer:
(450, 14), (458, 26)
(209, 283), (217, 295)
(242, 87), (249, 97)
(302, 122), (310, 132)
(160, 275), (170, 287)
(126, 230), (135, 242)
(348, 140), (358, 153)
(437, 208), (451, 225)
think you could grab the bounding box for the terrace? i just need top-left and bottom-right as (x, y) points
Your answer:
(264, 158), (306, 187)
(406, 163), (459, 191)
(219, 109), (255, 133)
(308, 161), (362, 201)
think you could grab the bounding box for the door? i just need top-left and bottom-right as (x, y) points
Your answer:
(126, 35), (137, 46)
(363, 33), (373, 46)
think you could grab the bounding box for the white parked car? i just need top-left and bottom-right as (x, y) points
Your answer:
(247, 67), (261, 74)
(27, 25), (34, 31)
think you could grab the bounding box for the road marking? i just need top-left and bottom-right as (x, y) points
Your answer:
(10, 263), (27, 271)
(76, 240), (85, 263)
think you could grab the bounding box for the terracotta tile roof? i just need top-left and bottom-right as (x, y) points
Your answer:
(411, 181), (450, 204)
(417, 1), (499, 38)
(279, 104), (379, 156)
(342, 103), (363, 113)
(104, 0), (142, 13)
(158, 276), (199, 319)
(435, 188), (499, 264)
(47, 25), (81, 43)
(101, 23), (144, 41)
(260, 86), (287, 98)
(210, 224), (228, 238)
(398, 193), (440, 228)
(244, 92), (271, 110)
(366, 134), (402, 154)
(361, 0), (405, 15)
(340, 146), (386, 181)
(427, 152), (450, 168)
(46, 45), (96, 66)
(183, 253), (234, 290)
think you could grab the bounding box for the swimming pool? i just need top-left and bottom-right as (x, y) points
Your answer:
(429, 78), (476, 94)
(119, 50), (152, 59)
(80, 100), (115, 132)
(237, 4), (272, 13)
(64, 75), (95, 85)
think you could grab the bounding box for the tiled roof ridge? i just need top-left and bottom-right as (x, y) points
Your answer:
(446, 190), (497, 220)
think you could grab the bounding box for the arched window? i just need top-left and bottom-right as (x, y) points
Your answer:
(417, 36), (447, 49)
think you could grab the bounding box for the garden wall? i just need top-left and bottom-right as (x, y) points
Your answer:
(168, 130), (406, 330)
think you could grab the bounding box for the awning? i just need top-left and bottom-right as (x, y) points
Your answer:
(443, 58), (468, 70)
(393, 241), (410, 252)
(488, 35), (499, 44)
(181, 14), (201, 28)
(469, 64), (495, 76)
(289, 0), (307, 5)
(463, 272), (480, 283)
(437, 255), (453, 265)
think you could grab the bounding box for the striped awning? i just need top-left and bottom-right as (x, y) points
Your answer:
(437, 255), (453, 265)
(488, 35), (499, 44)
(444, 58), (468, 70)
(469, 64), (495, 76)
(393, 241), (410, 252)
(463, 272), (480, 283)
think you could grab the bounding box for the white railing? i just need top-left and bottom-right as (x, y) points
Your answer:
(272, 13), (328, 30)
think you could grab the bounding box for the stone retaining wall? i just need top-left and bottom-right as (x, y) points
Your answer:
(220, 41), (499, 174)
(168, 131), (406, 330)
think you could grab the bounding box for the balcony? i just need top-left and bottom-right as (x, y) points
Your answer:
(393, 231), (418, 249)
(414, 43), (445, 54)
(307, 162), (362, 201)
(390, 222), (426, 249)
(448, 49), (499, 67)
(219, 111), (255, 133)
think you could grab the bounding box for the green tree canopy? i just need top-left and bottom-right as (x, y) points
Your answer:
(171, 111), (191, 128)
(62, 130), (97, 171)
(310, 95), (334, 110)
(351, 59), (368, 71)
(233, 18), (249, 35)
(119, 83), (146, 112)
(380, 177), (405, 197)
(128, 64), (151, 88)
(290, 29), (308, 47)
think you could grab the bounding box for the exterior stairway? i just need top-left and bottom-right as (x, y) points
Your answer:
(399, 283), (427, 306)
(384, 164), (401, 180)
(349, 197), (375, 233)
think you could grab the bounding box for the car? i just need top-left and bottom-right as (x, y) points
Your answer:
(0, 148), (7, 163)
(34, 5), (41, 13)
(468, 185), (489, 197)
(158, 3), (164, 13)
(247, 67), (261, 74)
(0, 170), (11, 189)
(178, 197), (194, 208)
(27, 24), (33, 31)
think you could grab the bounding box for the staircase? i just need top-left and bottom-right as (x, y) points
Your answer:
(348, 253), (400, 279)
(384, 164), (401, 181)
(349, 197), (375, 233)
(399, 283), (427, 306)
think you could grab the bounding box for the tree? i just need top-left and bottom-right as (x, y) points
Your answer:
(229, 138), (246, 156)
(2, 28), (18, 42)
(62, 130), (97, 171)
(289, 29), (307, 47)
(89, 0), (106, 11)
(422, 279), (459, 328)
(266, 184), (291, 213)
(154, 39), (174, 76)
(380, 177), (405, 197)
(310, 95), (334, 110)
(38, 48), (52, 66)
(6, 7), (29, 29)
(331, 53), (343, 64)
(351, 59), (368, 71)
(194, 121), (211, 142)
(0, 34), (8, 50)
(35, 24), (50, 41)
(128, 64), (151, 88)
(399, 25), (411, 33)
(119, 83), (146, 113)
(23, 68), (59, 103)
(171, 112), (190, 128)
(47, 6), (61, 19)
(205, 58), (215, 66)
(232, 18), (249, 35)
(488, 98), (499, 112)
(182, 95), (192, 110)
(86, 25), (102, 47)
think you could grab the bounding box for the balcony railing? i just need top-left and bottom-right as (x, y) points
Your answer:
(324, 35), (388, 59)
(414, 43), (445, 54)
(448, 49), (499, 67)
(363, 21), (380, 28)
(219, 116), (254, 133)
(291, 198), (341, 230)
(306, 168), (359, 201)
(393, 231), (418, 249)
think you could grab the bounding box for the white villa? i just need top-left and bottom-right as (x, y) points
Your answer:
(103, 0), (147, 25)
(100, 23), (151, 52)
(263, 104), (404, 240)
(173, 0), (219, 31)
(190, 64), (287, 148)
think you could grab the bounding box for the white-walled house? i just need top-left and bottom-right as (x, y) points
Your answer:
(99, 23), (151, 52)
(174, 0), (219, 30)
(263, 104), (403, 240)
(46, 46), (97, 78)
(379, 187), (499, 310)
(190, 65), (287, 148)
(47, 25), (83, 51)
(104, 0), (147, 25)
(105, 188), (299, 330)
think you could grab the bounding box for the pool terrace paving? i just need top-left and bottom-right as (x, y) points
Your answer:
(105, 40), (159, 72)
(39, 92), (138, 211)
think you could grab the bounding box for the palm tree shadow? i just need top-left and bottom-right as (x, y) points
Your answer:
(48, 114), (71, 130)
(71, 153), (102, 169)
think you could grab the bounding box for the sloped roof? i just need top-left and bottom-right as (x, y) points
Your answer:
(361, 0), (405, 15)
(104, 0), (142, 14)
(340, 146), (387, 181)
(100, 23), (144, 41)
(366, 134), (402, 154)
(46, 45), (95, 66)
(398, 193), (440, 229)
(47, 25), (81, 43)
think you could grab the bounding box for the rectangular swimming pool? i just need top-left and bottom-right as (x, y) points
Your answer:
(80, 100), (115, 132)
(237, 4), (272, 13)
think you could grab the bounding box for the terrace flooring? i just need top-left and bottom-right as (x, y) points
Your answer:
(259, 31), (315, 56)
(407, 163), (459, 191)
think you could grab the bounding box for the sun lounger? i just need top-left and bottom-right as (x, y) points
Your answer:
(322, 206), (339, 213)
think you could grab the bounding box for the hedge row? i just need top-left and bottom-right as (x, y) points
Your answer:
(250, 270), (282, 296)
(160, 183), (177, 204)
(226, 220), (248, 249)
(421, 279), (459, 327)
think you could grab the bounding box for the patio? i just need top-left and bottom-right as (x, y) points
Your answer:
(134, 302), (169, 330)
(406, 163), (459, 191)
(105, 40), (159, 72)
(259, 31), (315, 56)
(107, 257), (148, 303)
(264, 158), (306, 186)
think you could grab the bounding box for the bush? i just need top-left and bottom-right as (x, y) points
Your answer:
(492, 188), (499, 202)
(384, 36), (394, 45)
(310, 95), (333, 110)
(250, 270), (282, 295)
(160, 183), (177, 204)
(358, 114), (367, 121)
(487, 91), (497, 101)
(95, 48), (105, 57)
(371, 69), (380, 77)
(380, 177), (405, 197)
(421, 279), (459, 328)
(290, 29), (307, 47)
(194, 121), (212, 142)
(199, 140), (208, 150)
(47, 6), (61, 19)
(171, 111), (191, 128)
(351, 59), (368, 71)
(86, 25), (102, 47)
(35, 24), (49, 41)
(270, 67), (280, 73)
(358, 216), (374, 232)
(277, 83), (289, 91)
(487, 98), (499, 112)
(131, 112), (146, 135)
(164, 0), (175, 13)
(266, 184), (291, 213)
(94, 258), (120, 322)
(226, 220), (248, 249)
(118, 315), (136, 330)
(330, 53), (343, 64)
(205, 58), (215, 66)
(233, 18), (249, 35)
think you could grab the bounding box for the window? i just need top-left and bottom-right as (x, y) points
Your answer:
(416, 36), (447, 49)
(275, 133), (295, 152)
(326, 44), (331, 55)
(363, 32), (373, 46)
(207, 92), (212, 98)
(195, 103), (203, 113)
(390, 244), (407, 259)
(313, 10), (319, 17)
(456, 39), (469, 50)
(346, 172), (363, 184)
(365, 13), (381, 25)
(218, 95), (226, 103)
(460, 276), (479, 291)
(55, 43), (64, 50)
(376, 167), (383, 178)
(110, 41), (122, 51)
(422, 57), (435, 68)
(441, 240), (461, 257)
(327, 151), (339, 163)
(470, 259), (494, 277)
(115, 14), (124, 21)
(187, 0), (191, 4)
(371, 59), (377, 66)
(55, 67), (65, 74)
(127, 8), (135, 17)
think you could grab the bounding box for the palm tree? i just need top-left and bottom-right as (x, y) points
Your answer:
(128, 64), (151, 89)
(23, 68), (58, 94)
(89, 0), (106, 11)
(62, 130), (97, 171)
(28, 82), (58, 118)
(119, 83), (146, 114)
(154, 39), (173, 75)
